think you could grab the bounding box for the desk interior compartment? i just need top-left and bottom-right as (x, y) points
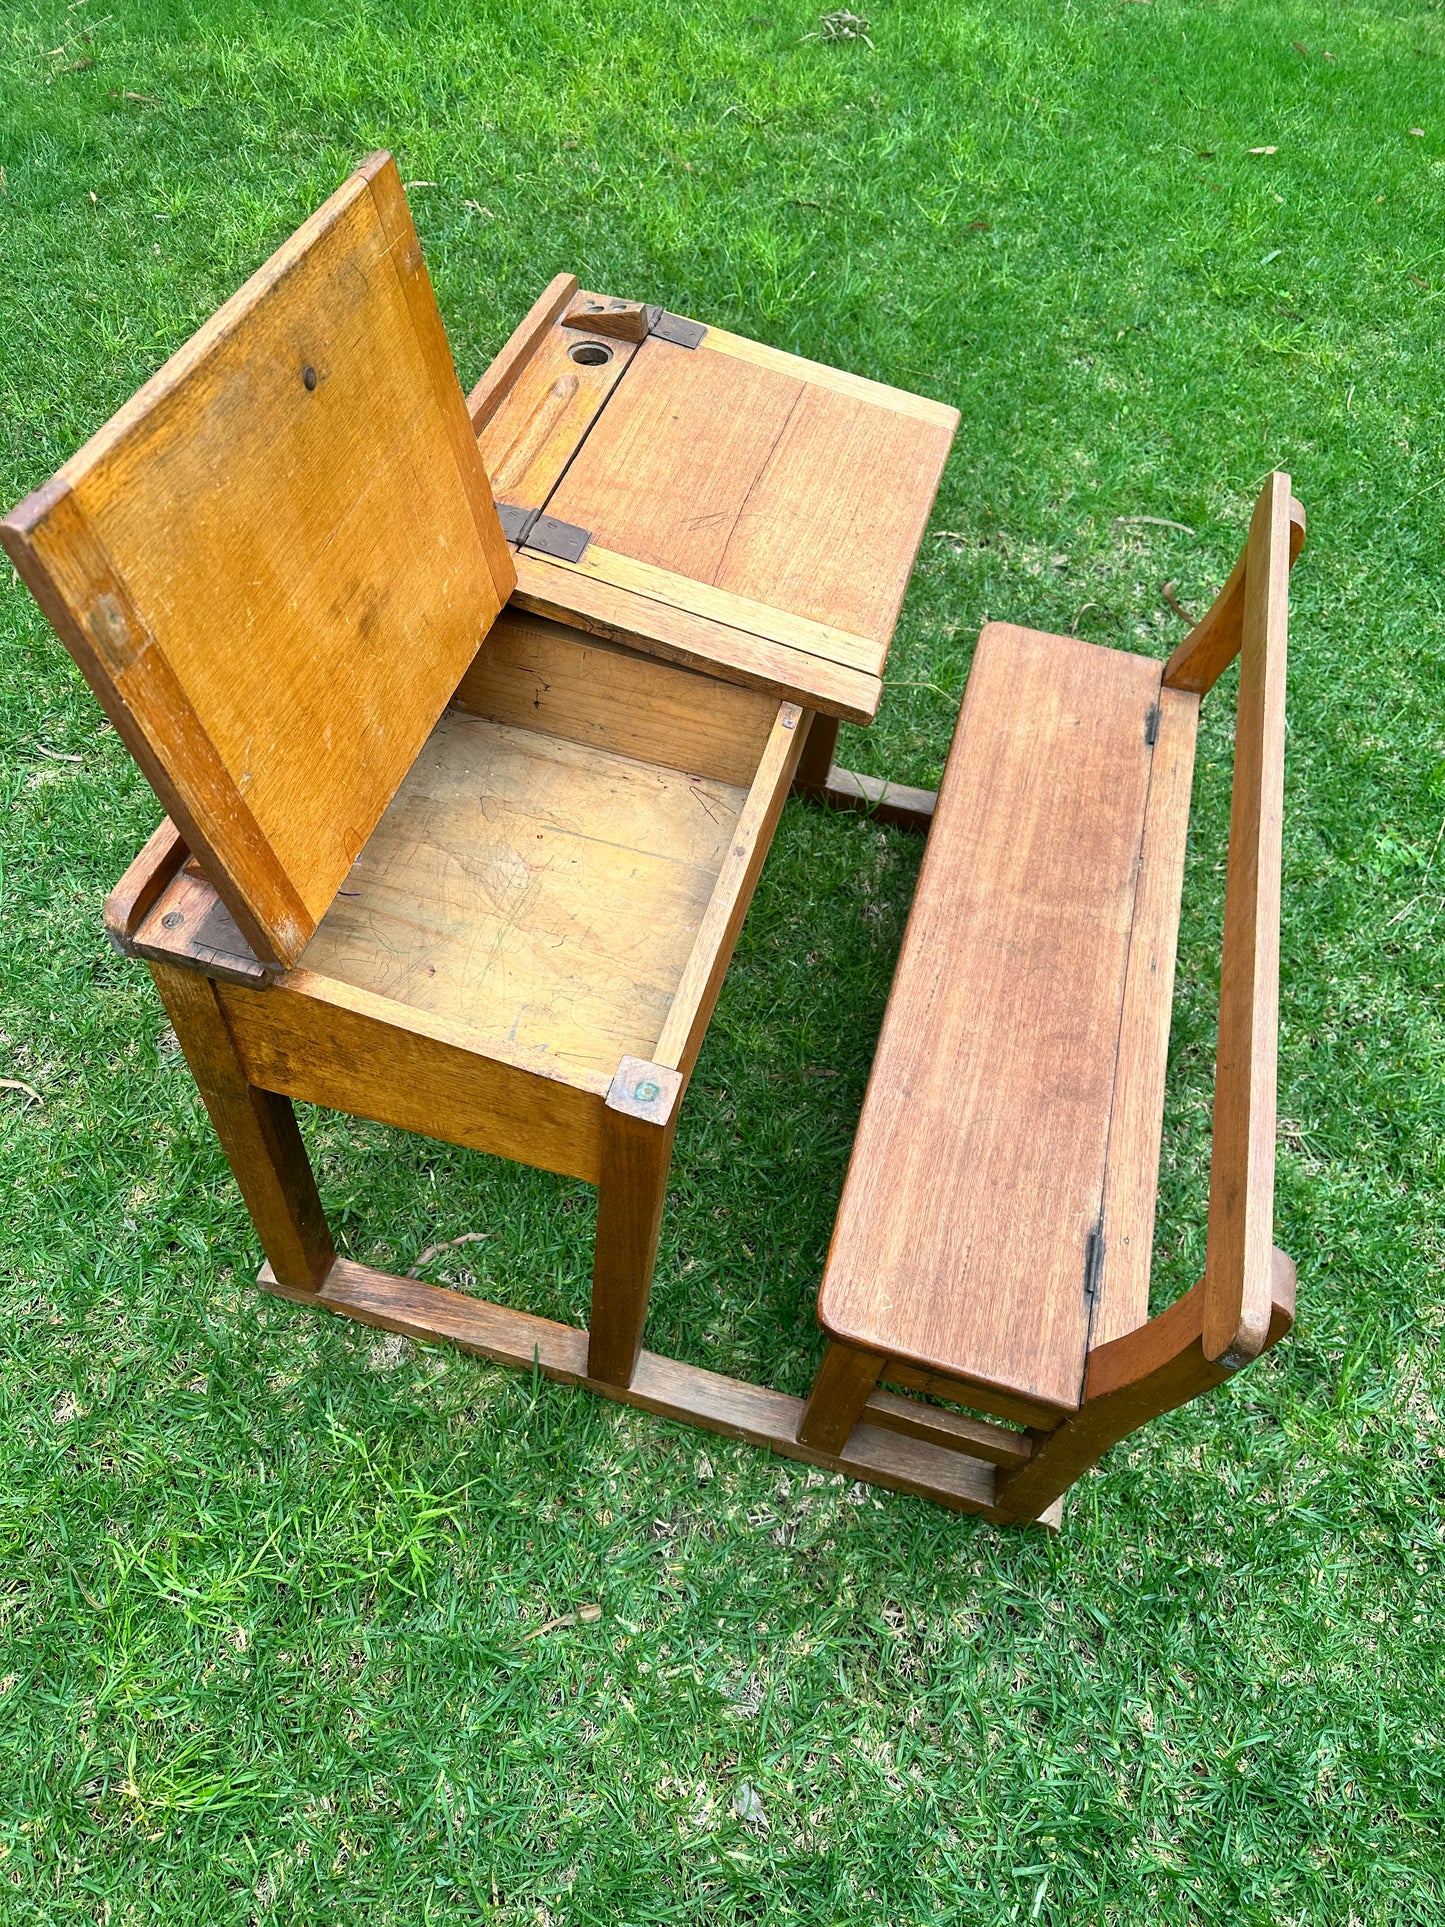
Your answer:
(134, 609), (804, 1091)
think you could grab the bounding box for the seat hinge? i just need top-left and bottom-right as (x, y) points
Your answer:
(1083, 1223), (1106, 1303)
(1144, 702), (1161, 747)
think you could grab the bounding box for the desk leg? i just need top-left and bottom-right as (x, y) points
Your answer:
(588, 1057), (683, 1388)
(798, 1340), (885, 1451)
(791, 712), (938, 837)
(150, 961), (335, 1293)
(791, 711), (840, 801)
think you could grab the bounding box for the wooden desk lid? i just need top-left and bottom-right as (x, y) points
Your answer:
(1, 153), (515, 969)
(469, 281), (958, 725)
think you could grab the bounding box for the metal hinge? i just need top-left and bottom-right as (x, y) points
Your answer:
(649, 310), (707, 349)
(522, 513), (592, 564)
(1083, 1223), (1106, 1303)
(1144, 703), (1161, 747)
(497, 504), (593, 562)
(496, 502), (540, 546)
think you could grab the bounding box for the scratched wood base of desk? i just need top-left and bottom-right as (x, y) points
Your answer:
(257, 1256), (1060, 1527)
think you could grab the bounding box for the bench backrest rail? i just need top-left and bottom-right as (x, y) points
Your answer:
(994, 472), (1305, 1522)
(1165, 473), (1305, 1366)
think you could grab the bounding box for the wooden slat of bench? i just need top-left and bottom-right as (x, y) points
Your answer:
(817, 625), (1163, 1417)
(1092, 684), (1200, 1345)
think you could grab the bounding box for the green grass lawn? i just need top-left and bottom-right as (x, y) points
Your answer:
(2, 0), (1444, 1919)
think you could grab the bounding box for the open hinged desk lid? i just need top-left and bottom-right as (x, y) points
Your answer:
(0, 152), (516, 971)
(470, 278), (959, 728)
(3, 154), (958, 979)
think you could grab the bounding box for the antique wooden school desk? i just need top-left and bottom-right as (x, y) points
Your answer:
(2, 154), (959, 1485)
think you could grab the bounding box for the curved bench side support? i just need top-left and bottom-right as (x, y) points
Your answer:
(993, 1250), (1295, 1523)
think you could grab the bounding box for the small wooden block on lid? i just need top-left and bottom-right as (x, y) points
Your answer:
(563, 296), (657, 343)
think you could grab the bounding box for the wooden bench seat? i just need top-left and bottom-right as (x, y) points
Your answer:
(816, 623), (1191, 1425)
(799, 473), (1306, 1522)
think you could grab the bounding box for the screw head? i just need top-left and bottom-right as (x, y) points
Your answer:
(161, 911), (183, 929)
(634, 1079), (660, 1103)
(302, 365), (318, 391)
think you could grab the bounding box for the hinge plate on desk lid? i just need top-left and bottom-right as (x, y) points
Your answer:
(496, 502), (541, 546)
(523, 514), (592, 564)
(649, 311), (707, 349)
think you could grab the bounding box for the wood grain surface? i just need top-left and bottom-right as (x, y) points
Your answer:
(859, 1390), (1034, 1467)
(1092, 683), (1200, 1345)
(2, 153), (514, 967)
(1163, 494), (1304, 696)
(151, 960), (335, 1290)
(537, 543), (887, 677)
(466, 272), (579, 433)
(796, 1340), (886, 1451)
(218, 965), (608, 1182)
(655, 702), (807, 1075)
(452, 608), (777, 787)
(103, 816), (188, 954)
(806, 763), (938, 836)
(134, 861), (274, 985)
(510, 551), (881, 723)
(697, 324), (960, 425)
(1201, 473), (1294, 1364)
(589, 1058), (684, 1386)
(994, 1250), (1296, 1521)
(545, 333), (956, 647)
(298, 710), (750, 1080)
(258, 1256), (1001, 1514)
(478, 304), (638, 513)
(817, 624), (1162, 1416)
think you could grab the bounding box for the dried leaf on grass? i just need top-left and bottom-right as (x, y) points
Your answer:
(1113, 514), (1196, 535)
(732, 1781), (769, 1830)
(1162, 580), (1195, 624)
(523, 1605), (602, 1640)
(410, 1231), (489, 1275)
(0, 1078), (43, 1107)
